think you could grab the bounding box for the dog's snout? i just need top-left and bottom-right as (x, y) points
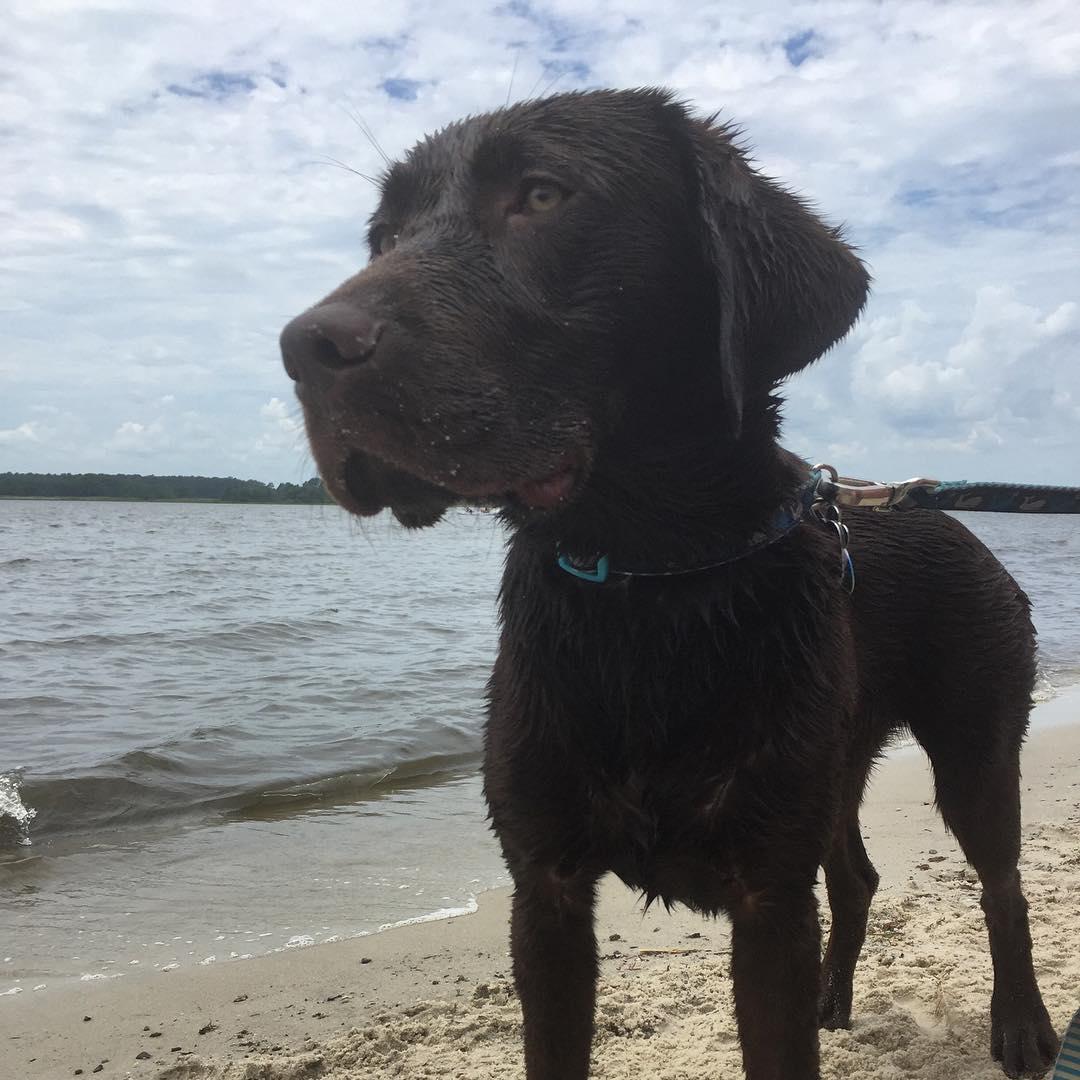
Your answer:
(280, 302), (384, 380)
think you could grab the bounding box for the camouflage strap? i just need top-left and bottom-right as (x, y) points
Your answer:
(813, 467), (1080, 514)
(906, 480), (1080, 514)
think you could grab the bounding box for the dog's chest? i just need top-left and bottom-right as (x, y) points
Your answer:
(580, 761), (749, 911)
(488, 553), (846, 907)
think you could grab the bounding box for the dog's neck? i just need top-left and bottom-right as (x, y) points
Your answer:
(510, 397), (806, 574)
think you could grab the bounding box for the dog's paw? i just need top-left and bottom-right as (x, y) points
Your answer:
(817, 989), (852, 1032)
(990, 1002), (1060, 1078)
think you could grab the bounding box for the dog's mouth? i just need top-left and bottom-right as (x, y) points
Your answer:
(338, 453), (452, 528)
(333, 446), (587, 527)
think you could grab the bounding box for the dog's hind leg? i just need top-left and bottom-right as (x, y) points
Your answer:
(509, 868), (599, 1080)
(922, 740), (1059, 1078)
(818, 811), (879, 1030)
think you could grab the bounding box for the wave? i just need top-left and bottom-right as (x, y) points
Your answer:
(7, 742), (482, 846)
(1034, 658), (1080, 702)
(0, 771), (37, 846)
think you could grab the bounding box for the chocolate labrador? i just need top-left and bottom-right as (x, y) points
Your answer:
(280, 88), (1059, 1079)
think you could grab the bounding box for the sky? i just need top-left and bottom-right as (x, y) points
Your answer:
(2, 0), (1078, 486)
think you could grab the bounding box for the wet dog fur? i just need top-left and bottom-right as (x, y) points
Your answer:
(281, 88), (1059, 1079)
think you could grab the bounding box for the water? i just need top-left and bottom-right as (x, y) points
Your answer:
(1, 500), (1078, 993)
(0, 501), (508, 989)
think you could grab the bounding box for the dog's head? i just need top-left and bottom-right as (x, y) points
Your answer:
(280, 89), (869, 528)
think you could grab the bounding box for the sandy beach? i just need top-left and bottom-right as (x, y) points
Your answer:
(3, 688), (1079, 1080)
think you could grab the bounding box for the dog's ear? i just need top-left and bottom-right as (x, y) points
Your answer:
(686, 115), (870, 430)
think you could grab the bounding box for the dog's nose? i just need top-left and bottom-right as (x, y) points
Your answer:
(279, 303), (384, 380)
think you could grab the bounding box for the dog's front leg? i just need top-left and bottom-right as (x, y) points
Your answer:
(731, 882), (822, 1080)
(510, 869), (599, 1080)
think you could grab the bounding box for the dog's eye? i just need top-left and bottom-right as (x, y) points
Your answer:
(377, 230), (399, 255)
(522, 181), (566, 214)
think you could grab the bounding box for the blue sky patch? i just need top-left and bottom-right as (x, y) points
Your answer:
(360, 34), (411, 57)
(167, 69), (259, 100)
(498, 0), (584, 57)
(783, 29), (820, 67)
(382, 77), (424, 101)
(540, 57), (590, 85)
(898, 186), (939, 207)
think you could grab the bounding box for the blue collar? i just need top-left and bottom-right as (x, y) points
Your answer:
(556, 474), (821, 584)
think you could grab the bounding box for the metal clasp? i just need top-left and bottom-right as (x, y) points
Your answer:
(811, 465), (856, 594)
(813, 463), (940, 511)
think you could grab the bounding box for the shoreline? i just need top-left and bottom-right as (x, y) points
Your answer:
(3, 694), (1080, 1078)
(8, 684), (1078, 996)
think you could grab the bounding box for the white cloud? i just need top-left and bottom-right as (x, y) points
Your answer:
(260, 397), (293, 422)
(0, 0), (1077, 484)
(848, 287), (1080, 442)
(110, 419), (168, 453)
(0, 422), (42, 444)
(255, 396), (304, 454)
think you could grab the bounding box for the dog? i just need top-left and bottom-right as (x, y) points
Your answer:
(280, 88), (1059, 1079)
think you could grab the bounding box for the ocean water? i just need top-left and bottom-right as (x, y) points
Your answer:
(1, 500), (1079, 992)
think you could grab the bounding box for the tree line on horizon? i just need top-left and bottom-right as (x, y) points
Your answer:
(0, 472), (333, 504)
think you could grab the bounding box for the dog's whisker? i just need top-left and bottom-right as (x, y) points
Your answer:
(537, 68), (569, 100)
(304, 156), (379, 185)
(340, 103), (392, 166)
(523, 68), (548, 102)
(505, 47), (521, 107)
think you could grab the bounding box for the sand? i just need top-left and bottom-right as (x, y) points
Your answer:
(3, 687), (1080, 1080)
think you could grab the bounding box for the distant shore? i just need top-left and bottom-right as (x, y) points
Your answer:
(3, 690), (1079, 1079)
(0, 472), (333, 504)
(0, 495), (328, 505)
